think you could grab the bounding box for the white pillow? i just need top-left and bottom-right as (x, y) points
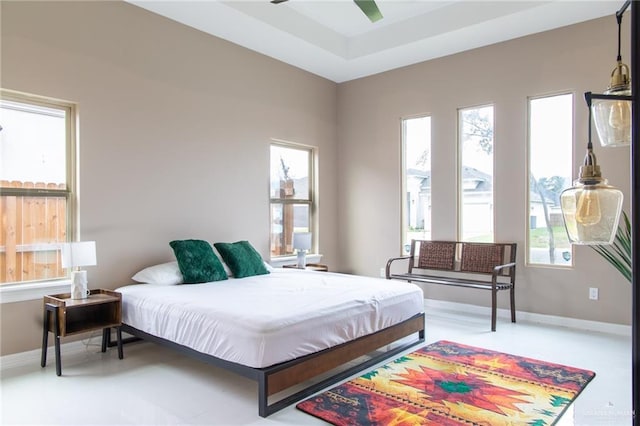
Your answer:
(132, 261), (183, 285)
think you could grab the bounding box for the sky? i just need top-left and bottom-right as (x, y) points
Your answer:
(529, 93), (573, 180)
(0, 101), (67, 184)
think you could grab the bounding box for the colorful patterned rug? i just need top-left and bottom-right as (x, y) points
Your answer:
(297, 340), (595, 425)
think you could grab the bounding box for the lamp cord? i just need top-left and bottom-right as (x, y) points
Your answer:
(615, 0), (631, 62)
(617, 11), (623, 62)
(585, 92), (593, 151)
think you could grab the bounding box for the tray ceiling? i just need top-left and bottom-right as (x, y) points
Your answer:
(126, 1), (620, 82)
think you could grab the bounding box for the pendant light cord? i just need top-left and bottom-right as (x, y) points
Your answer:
(585, 92), (593, 151)
(617, 11), (623, 62)
(615, 0), (631, 62)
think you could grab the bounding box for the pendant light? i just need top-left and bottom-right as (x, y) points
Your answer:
(560, 92), (623, 245)
(592, 3), (632, 147)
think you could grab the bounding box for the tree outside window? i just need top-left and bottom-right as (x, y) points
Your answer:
(459, 105), (494, 242)
(402, 116), (431, 253)
(528, 94), (573, 266)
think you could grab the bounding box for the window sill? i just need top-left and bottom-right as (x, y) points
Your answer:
(270, 254), (323, 268)
(0, 280), (71, 304)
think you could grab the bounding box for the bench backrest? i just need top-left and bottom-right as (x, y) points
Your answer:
(409, 240), (516, 276)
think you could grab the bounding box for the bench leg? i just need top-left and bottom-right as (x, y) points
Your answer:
(491, 290), (497, 332)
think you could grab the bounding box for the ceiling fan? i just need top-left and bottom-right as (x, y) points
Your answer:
(270, 0), (383, 23)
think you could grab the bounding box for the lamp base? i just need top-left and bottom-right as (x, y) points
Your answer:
(70, 270), (90, 299)
(296, 251), (307, 269)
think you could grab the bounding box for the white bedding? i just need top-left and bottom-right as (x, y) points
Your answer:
(116, 268), (424, 368)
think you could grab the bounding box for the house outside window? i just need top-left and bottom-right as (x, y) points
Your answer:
(0, 90), (77, 286)
(527, 93), (573, 266)
(402, 115), (431, 254)
(269, 142), (315, 257)
(459, 105), (494, 242)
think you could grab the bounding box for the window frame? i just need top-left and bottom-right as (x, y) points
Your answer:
(525, 92), (574, 268)
(0, 89), (78, 302)
(269, 140), (316, 258)
(457, 103), (495, 242)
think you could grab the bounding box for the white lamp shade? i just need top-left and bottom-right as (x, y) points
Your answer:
(292, 232), (312, 251)
(61, 241), (97, 268)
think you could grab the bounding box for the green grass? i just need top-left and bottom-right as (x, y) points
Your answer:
(467, 227), (569, 248)
(528, 226), (569, 248)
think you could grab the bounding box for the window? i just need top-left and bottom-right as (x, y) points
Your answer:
(528, 93), (573, 266)
(402, 116), (431, 254)
(459, 105), (494, 242)
(270, 142), (314, 257)
(0, 90), (76, 285)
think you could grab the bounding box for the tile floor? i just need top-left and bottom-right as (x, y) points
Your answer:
(1, 304), (632, 425)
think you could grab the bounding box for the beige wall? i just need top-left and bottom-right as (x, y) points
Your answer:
(336, 16), (632, 325)
(0, 2), (632, 356)
(0, 1), (339, 355)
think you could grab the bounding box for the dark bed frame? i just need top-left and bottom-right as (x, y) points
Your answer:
(118, 313), (425, 417)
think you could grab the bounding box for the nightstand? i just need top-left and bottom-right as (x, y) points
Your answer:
(41, 289), (123, 376)
(282, 263), (329, 272)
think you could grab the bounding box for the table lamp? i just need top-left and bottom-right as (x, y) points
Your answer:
(292, 232), (312, 268)
(61, 241), (97, 299)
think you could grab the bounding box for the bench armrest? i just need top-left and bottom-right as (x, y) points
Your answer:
(492, 262), (516, 282)
(386, 256), (411, 279)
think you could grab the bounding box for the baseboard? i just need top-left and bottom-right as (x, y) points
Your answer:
(423, 298), (632, 336)
(1, 334), (103, 371)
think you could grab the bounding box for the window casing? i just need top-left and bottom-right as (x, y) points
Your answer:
(0, 89), (77, 286)
(402, 115), (432, 254)
(458, 105), (494, 242)
(269, 142), (315, 257)
(527, 93), (573, 266)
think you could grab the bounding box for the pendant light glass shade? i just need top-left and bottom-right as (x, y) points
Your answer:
(592, 8), (632, 147)
(592, 64), (632, 147)
(560, 178), (623, 244)
(561, 91), (625, 245)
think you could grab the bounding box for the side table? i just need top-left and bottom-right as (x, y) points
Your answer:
(41, 289), (123, 376)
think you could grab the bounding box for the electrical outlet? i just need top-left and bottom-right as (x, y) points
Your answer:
(380, 268), (386, 278)
(589, 287), (599, 300)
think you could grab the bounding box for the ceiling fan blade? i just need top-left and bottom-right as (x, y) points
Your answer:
(353, 0), (383, 22)
(270, 0), (288, 4)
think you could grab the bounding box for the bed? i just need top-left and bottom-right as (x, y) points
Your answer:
(116, 262), (425, 417)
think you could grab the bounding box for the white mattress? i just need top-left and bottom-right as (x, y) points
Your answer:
(116, 269), (424, 368)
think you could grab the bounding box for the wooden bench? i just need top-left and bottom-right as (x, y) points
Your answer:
(386, 240), (517, 331)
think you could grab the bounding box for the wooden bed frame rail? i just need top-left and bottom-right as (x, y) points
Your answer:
(119, 313), (425, 417)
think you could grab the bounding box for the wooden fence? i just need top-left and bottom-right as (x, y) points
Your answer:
(0, 181), (67, 284)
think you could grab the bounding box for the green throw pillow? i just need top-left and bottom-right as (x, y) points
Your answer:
(213, 241), (269, 279)
(169, 239), (228, 283)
